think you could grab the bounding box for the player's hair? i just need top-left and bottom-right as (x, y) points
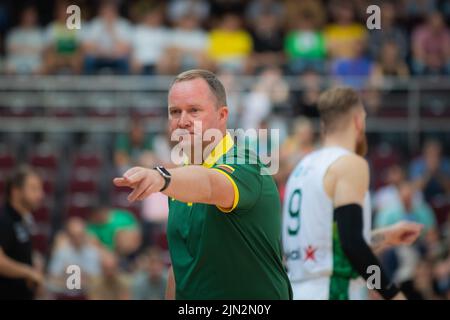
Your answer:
(5, 165), (39, 201)
(170, 69), (227, 108)
(317, 87), (362, 133)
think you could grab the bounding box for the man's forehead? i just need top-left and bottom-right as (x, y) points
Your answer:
(169, 78), (210, 96)
(168, 78), (215, 106)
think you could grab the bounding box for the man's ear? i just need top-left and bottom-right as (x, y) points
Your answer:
(219, 106), (229, 121)
(353, 111), (363, 133)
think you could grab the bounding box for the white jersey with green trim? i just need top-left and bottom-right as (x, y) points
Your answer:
(282, 146), (371, 295)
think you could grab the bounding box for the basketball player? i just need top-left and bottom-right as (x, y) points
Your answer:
(282, 87), (423, 300)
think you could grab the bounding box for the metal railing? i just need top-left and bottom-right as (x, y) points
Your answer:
(0, 75), (449, 151)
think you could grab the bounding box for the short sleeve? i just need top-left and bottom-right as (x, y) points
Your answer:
(212, 163), (262, 213)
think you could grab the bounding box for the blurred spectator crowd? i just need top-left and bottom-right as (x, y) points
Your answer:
(0, 0), (448, 77)
(0, 116), (172, 300)
(1, 116), (448, 300)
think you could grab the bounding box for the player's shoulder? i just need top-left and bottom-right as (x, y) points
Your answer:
(331, 153), (369, 177)
(339, 153), (368, 166)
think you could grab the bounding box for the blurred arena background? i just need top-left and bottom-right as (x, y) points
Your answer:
(0, 0), (449, 300)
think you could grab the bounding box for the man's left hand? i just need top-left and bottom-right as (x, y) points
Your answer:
(384, 221), (424, 247)
(113, 167), (165, 202)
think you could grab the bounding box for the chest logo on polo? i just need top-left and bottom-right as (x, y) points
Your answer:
(215, 164), (235, 174)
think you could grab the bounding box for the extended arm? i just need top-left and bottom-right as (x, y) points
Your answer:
(331, 155), (405, 300)
(113, 165), (236, 210)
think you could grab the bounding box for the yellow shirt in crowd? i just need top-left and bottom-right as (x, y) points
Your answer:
(208, 29), (253, 62)
(324, 23), (367, 59)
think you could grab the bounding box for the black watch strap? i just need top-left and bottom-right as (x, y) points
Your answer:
(154, 166), (171, 192)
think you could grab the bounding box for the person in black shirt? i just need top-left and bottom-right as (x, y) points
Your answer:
(289, 70), (321, 118)
(0, 165), (44, 299)
(248, 9), (285, 72)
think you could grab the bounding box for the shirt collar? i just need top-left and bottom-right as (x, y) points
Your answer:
(183, 132), (234, 168)
(202, 132), (234, 168)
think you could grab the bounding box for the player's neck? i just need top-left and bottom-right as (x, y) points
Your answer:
(323, 133), (356, 154)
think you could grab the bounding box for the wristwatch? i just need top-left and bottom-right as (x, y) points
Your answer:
(154, 166), (172, 192)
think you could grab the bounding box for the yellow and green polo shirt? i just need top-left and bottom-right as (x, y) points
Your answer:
(167, 133), (292, 300)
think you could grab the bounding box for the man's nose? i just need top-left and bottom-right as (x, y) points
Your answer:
(178, 111), (192, 129)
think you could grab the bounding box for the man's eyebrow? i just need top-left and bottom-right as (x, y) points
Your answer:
(169, 104), (202, 109)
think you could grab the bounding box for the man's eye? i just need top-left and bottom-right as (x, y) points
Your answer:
(170, 110), (181, 115)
